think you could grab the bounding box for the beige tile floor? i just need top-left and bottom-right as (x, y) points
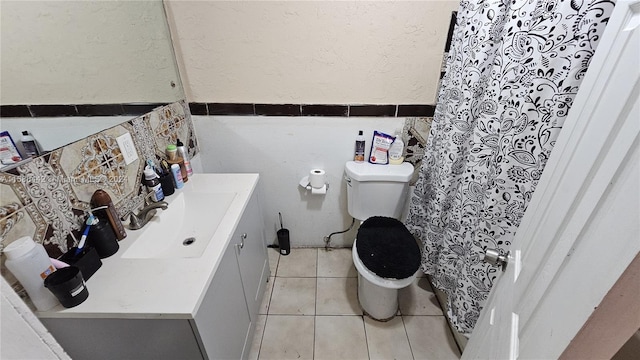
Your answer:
(249, 248), (461, 360)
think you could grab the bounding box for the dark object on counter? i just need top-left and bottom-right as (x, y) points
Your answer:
(91, 190), (127, 240)
(88, 218), (119, 258)
(159, 172), (175, 196)
(59, 247), (102, 280)
(277, 212), (290, 256)
(44, 266), (89, 308)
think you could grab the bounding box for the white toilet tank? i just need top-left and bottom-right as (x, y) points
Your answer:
(344, 161), (414, 221)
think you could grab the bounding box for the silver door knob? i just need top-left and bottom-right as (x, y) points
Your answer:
(484, 249), (509, 271)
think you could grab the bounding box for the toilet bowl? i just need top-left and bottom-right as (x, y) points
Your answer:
(352, 238), (416, 320)
(350, 216), (420, 320)
(344, 161), (420, 321)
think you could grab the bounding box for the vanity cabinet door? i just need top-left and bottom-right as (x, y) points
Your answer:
(193, 243), (251, 360)
(233, 192), (269, 320)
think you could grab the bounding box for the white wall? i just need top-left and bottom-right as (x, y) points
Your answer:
(1, 0), (182, 105)
(166, 0), (459, 104)
(193, 115), (406, 247)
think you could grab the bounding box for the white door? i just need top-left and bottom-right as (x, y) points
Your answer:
(463, 1), (640, 358)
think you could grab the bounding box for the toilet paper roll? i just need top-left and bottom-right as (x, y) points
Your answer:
(311, 185), (327, 195)
(309, 169), (326, 189)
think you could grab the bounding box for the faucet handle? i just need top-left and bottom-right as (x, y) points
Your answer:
(119, 192), (152, 221)
(128, 212), (143, 230)
(143, 191), (156, 206)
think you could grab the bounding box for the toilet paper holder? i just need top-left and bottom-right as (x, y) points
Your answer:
(299, 176), (329, 194)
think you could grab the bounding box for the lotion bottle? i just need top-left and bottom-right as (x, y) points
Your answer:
(354, 130), (365, 162)
(388, 130), (405, 165)
(170, 164), (184, 189)
(167, 157), (188, 182)
(21, 131), (41, 158)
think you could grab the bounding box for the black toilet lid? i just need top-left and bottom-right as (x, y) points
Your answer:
(356, 216), (420, 279)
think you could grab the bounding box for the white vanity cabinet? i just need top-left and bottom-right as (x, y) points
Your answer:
(39, 175), (269, 360)
(234, 192), (269, 320)
(194, 192), (269, 359)
(194, 241), (252, 359)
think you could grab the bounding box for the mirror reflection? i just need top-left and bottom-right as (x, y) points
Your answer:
(0, 0), (185, 153)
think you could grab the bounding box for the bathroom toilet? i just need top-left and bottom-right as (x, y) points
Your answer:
(344, 161), (420, 320)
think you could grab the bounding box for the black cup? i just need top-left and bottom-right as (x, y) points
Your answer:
(88, 219), (119, 258)
(44, 266), (89, 308)
(159, 172), (175, 196)
(277, 228), (290, 256)
(59, 247), (102, 280)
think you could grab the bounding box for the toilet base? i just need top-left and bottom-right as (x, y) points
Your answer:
(357, 273), (399, 321)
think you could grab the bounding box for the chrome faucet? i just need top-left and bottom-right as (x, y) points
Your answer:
(127, 194), (168, 230)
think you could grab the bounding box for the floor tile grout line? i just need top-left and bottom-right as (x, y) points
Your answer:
(361, 315), (371, 360)
(312, 315), (316, 360)
(314, 248), (318, 359)
(401, 315), (417, 360)
(255, 314), (268, 360)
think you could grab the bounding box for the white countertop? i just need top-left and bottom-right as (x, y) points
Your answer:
(37, 173), (259, 320)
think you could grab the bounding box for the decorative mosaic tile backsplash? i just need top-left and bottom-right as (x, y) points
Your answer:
(0, 101), (197, 264)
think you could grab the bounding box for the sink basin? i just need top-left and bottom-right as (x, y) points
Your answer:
(121, 191), (236, 259)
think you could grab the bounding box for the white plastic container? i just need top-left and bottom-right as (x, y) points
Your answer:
(4, 236), (59, 310)
(388, 130), (405, 165)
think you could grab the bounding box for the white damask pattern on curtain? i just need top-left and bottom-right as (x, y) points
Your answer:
(405, 0), (614, 334)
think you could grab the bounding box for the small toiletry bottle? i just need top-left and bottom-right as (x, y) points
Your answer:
(176, 138), (193, 177)
(3, 236), (59, 311)
(166, 144), (177, 161)
(167, 157), (188, 182)
(21, 131), (41, 158)
(354, 130), (365, 162)
(388, 130), (405, 165)
(90, 189), (127, 240)
(143, 168), (165, 202)
(170, 164), (184, 189)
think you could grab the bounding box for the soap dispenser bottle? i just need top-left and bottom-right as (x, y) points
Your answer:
(388, 130), (405, 165)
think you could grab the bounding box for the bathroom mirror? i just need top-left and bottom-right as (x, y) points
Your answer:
(0, 0), (185, 151)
